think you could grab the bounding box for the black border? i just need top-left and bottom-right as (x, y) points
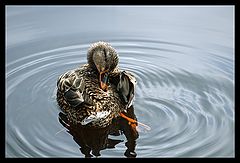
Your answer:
(234, 1), (238, 160)
(1, 0), (237, 5)
(1, 1), (5, 160)
(1, 0), (238, 161)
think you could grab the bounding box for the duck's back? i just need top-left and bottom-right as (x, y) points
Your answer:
(56, 64), (124, 128)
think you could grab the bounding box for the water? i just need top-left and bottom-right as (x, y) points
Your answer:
(6, 6), (234, 157)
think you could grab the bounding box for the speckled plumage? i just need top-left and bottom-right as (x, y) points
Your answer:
(56, 42), (136, 128)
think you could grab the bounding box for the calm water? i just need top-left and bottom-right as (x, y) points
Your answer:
(6, 6), (234, 157)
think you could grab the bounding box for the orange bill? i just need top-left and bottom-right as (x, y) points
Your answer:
(99, 70), (109, 91)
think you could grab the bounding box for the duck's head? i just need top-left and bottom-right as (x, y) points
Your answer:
(87, 41), (119, 91)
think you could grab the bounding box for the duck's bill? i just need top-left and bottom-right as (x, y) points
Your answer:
(100, 81), (108, 91)
(100, 71), (109, 91)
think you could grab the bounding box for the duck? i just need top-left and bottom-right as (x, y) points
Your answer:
(56, 41), (137, 128)
(58, 106), (138, 157)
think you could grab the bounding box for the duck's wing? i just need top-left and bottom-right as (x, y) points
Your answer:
(117, 71), (137, 109)
(57, 70), (85, 107)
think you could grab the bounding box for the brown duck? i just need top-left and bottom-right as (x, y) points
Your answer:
(56, 41), (137, 128)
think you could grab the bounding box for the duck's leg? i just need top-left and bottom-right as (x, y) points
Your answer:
(119, 106), (139, 139)
(118, 106), (139, 157)
(120, 110), (151, 133)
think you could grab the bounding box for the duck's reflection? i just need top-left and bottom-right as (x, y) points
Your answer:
(58, 106), (139, 158)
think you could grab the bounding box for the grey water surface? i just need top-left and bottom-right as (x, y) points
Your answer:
(6, 6), (234, 157)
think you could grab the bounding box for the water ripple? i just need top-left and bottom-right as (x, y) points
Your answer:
(6, 38), (234, 157)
